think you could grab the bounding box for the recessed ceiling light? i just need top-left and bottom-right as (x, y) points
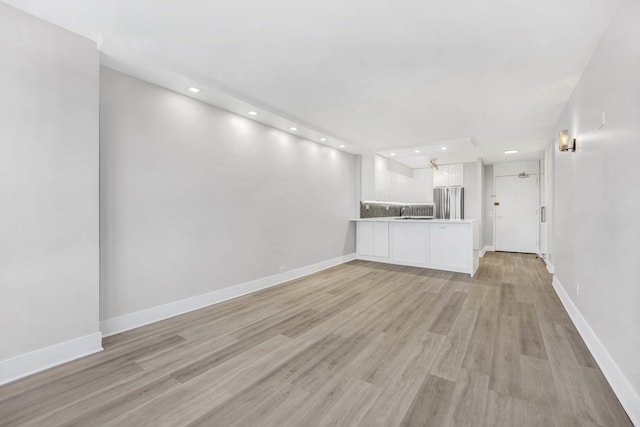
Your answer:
(248, 111), (258, 116)
(320, 137), (327, 142)
(289, 127), (298, 131)
(441, 147), (447, 151)
(339, 144), (345, 148)
(414, 150), (420, 153)
(505, 149), (518, 154)
(390, 153), (396, 156)
(187, 87), (200, 93)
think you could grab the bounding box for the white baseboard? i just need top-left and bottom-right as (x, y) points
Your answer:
(544, 257), (555, 274)
(100, 253), (357, 337)
(479, 245), (494, 257)
(0, 332), (103, 386)
(552, 277), (639, 426)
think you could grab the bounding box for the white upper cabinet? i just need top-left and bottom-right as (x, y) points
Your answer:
(433, 165), (449, 187)
(433, 163), (463, 187)
(448, 163), (464, 186)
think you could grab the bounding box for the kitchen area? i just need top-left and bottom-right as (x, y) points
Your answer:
(353, 155), (482, 276)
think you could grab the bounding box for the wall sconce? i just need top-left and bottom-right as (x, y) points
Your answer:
(559, 130), (576, 152)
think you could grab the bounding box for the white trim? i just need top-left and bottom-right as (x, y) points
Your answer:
(100, 253), (356, 337)
(479, 245), (494, 257)
(552, 277), (639, 426)
(545, 257), (555, 274)
(0, 332), (103, 386)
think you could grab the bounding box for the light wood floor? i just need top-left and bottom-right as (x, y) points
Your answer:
(0, 252), (632, 426)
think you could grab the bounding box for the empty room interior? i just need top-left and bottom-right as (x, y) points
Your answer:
(1, 0), (639, 425)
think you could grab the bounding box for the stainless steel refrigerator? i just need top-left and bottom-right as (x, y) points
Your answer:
(433, 187), (464, 219)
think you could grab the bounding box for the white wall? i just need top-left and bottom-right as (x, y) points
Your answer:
(0, 3), (100, 379)
(463, 162), (479, 220)
(100, 68), (357, 322)
(543, 143), (555, 264)
(493, 160), (539, 177)
(477, 160), (485, 251)
(463, 162), (481, 249)
(483, 165), (494, 247)
(539, 146), (551, 259)
(549, 0), (640, 419)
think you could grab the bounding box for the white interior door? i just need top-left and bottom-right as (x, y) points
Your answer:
(495, 175), (539, 253)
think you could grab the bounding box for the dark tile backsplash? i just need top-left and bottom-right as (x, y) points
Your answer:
(360, 201), (434, 218)
(403, 204), (434, 217)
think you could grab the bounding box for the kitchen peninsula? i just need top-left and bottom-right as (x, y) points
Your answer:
(351, 217), (479, 276)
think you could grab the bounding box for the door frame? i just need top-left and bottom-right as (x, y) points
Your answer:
(493, 166), (540, 254)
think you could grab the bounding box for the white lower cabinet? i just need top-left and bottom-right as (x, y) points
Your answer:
(392, 223), (429, 266)
(356, 220), (476, 276)
(372, 222), (389, 258)
(357, 222), (389, 258)
(357, 222), (375, 256)
(430, 224), (469, 270)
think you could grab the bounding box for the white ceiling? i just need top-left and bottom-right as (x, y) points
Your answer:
(4, 0), (621, 165)
(378, 138), (478, 169)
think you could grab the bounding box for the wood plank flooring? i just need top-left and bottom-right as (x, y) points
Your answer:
(0, 252), (632, 426)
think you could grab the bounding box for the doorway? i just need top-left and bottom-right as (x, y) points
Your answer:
(494, 173), (539, 253)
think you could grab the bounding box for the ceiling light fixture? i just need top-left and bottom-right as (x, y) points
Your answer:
(505, 149), (518, 154)
(320, 137), (327, 141)
(429, 159), (439, 170)
(248, 111), (258, 116)
(390, 152), (396, 156)
(339, 144), (345, 148)
(187, 87), (200, 93)
(289, 127), (298, 131)
(414, 150), (420, 153)
(441, 147), (447, 151)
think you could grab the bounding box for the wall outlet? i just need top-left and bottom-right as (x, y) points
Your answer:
(365, 204), (370, 209)
(279, 266), (286, 274)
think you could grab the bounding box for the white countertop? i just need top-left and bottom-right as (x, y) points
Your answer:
(351, 217), (476, 224)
